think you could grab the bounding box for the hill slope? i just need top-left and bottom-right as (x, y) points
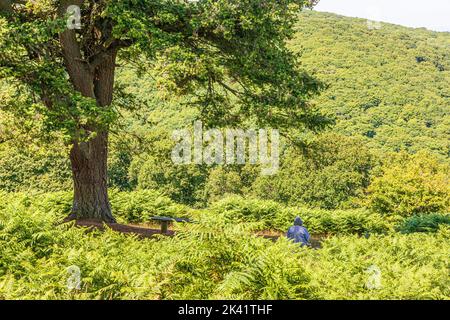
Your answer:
(291, 11), (449, 158)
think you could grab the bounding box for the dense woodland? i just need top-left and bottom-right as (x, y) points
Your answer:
(0, 8), (449, 299)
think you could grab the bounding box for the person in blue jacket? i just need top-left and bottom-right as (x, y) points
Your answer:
(287, 216), (310, 246)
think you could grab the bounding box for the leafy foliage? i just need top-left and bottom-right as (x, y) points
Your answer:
(398, 213), (450, 234)
(251, 133), (375, 209)
(293, 11), (450, 159)
(0, 196), (448, 300)
(209, 195), (394, 235)
(301, 227), (450, 300)
(0, 143), (71, 192)
(109, 189), (189, 223)
(368, 151), (450, 216)
(0, 1), (328, 142)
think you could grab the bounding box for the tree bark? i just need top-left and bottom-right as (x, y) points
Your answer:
(68, 50), (118, 222)
(59, 19), (119, 222)
(70, 131), (115, 222)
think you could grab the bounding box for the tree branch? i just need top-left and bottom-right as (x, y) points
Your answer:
(89, 39), (133, 70)
(57, 0), (95, 97)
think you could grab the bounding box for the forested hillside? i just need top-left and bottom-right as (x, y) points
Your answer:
(293, 11), (450, 158)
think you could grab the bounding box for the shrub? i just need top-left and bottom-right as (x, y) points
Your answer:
(0, 144), (71, 192)
(301, 227), (450, 300)
(204, 167), (244, 203)
(397, 213), (450, 234)
(209, 195), (394, 235)
(251, 133), (375, 210)
(0, 190), (188, 224)
(128, 131), (208, 207)
(368, 151), (450, 216)
(109, 190), (189, 223)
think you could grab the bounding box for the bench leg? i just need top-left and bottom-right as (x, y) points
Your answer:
(161, 221), (168, 234)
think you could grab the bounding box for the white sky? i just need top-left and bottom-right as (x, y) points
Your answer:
(314, 0), (450, 32)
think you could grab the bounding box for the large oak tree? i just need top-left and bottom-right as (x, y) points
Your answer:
(0, 0), (327, 222)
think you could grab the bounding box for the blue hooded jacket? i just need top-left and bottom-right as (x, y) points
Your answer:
(287, 217), (310, 246)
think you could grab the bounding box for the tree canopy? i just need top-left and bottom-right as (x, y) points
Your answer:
(0, 0), (327, 141)
(0, 0), (327, 221)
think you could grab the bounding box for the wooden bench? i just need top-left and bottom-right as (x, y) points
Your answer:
(150, 216), (192, 234)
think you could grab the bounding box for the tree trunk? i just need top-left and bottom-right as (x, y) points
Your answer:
(57, 6), (119, 222)
(63, 50), (118, 222)
(70, 131), (115, 223)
